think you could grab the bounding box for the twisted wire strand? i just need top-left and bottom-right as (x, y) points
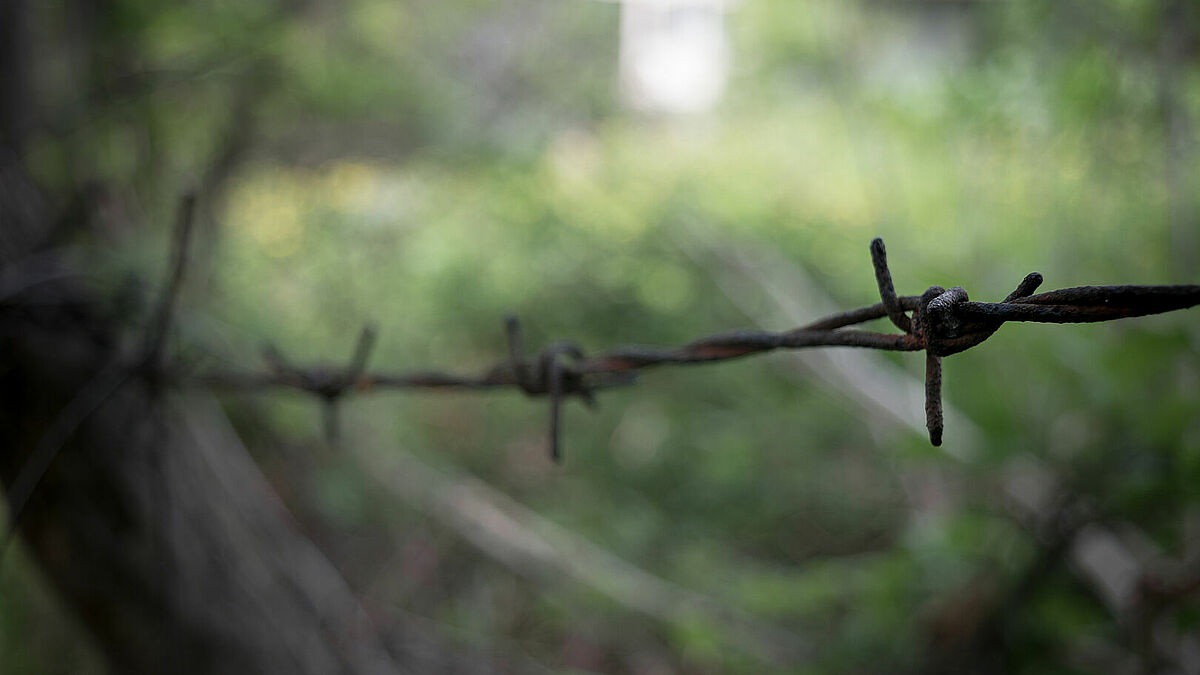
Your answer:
(181, 238), (1200, 455)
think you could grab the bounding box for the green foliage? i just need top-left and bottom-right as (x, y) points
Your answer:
(4, 0), (1199, 673)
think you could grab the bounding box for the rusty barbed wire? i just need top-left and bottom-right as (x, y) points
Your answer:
(6, 202), (1200, 552)
(183, 236), (1200, 455)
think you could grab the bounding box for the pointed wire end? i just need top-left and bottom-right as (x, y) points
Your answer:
(549, 357), (566, 462)
(924, 352), (944, 447)
(504, 315), (527, 387)
(870, 237), (913, 333)
(549, 409), (563, 463)
(359, 321), (379, 345)
(1004, 272), (1044, 302)
(261, 343), (288, 372)
(869, 238), (888, 269)
(350, 323), (379, 371)
(504, 315), (523, 355)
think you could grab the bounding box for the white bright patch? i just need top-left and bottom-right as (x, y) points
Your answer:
(619, 0), (731, 115)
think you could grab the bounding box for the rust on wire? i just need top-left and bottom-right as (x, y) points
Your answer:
(182, 237), (1200, 455)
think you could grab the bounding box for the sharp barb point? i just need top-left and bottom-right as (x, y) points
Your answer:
(548, 355), (566, 462)
(924, 353), (944, 448)
(869, 236), (913, 333)
(347, 323), (379, 381)
(1004, 272), (1045, 302)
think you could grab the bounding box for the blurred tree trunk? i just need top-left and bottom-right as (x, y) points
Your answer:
(0, 0), (31, 156)
(0, 283), (502, 674)
(0, 4), (501, 669)
(0, 161), (502, 673)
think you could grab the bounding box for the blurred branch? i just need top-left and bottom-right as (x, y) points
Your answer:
(2, 293), (505, 673)
(354, 436), (807, 667)
(922, 493), (1092, 673)
(142, 192), (197, 378)
(997, 460), (1200, 671)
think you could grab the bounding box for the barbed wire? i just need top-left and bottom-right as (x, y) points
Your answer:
(175, 224), (1200, 455)
(8, 196), (1200, 672)
(6, 191), (1200, 556)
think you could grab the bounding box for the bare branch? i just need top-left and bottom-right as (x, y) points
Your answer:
(142, 191), (197, 377)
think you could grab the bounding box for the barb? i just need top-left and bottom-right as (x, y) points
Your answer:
(914, 285), (947, 445)
(253, 324), (381, 442)
(174, 238), (1200, 455)
(870, 237), (912, 333)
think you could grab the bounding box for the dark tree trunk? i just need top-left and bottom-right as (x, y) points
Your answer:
(0, 267), (500, 674)
(0, 0), (32, 156)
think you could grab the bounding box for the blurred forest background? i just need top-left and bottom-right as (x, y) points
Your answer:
(2, 0), (1200, 673)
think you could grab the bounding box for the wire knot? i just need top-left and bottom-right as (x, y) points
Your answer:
(261, 324), (378, 443)
(506, 319), (594, 400)
(916, 285), (996, 357)
(870, 239), (1051, 445)
(505, 317), (598, 462)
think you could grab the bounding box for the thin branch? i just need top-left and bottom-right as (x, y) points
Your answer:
(357, 440), (808, 666)
(142, 191), (198, 377)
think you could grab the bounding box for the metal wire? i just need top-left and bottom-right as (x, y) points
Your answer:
(185, 237), (1200, 455)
